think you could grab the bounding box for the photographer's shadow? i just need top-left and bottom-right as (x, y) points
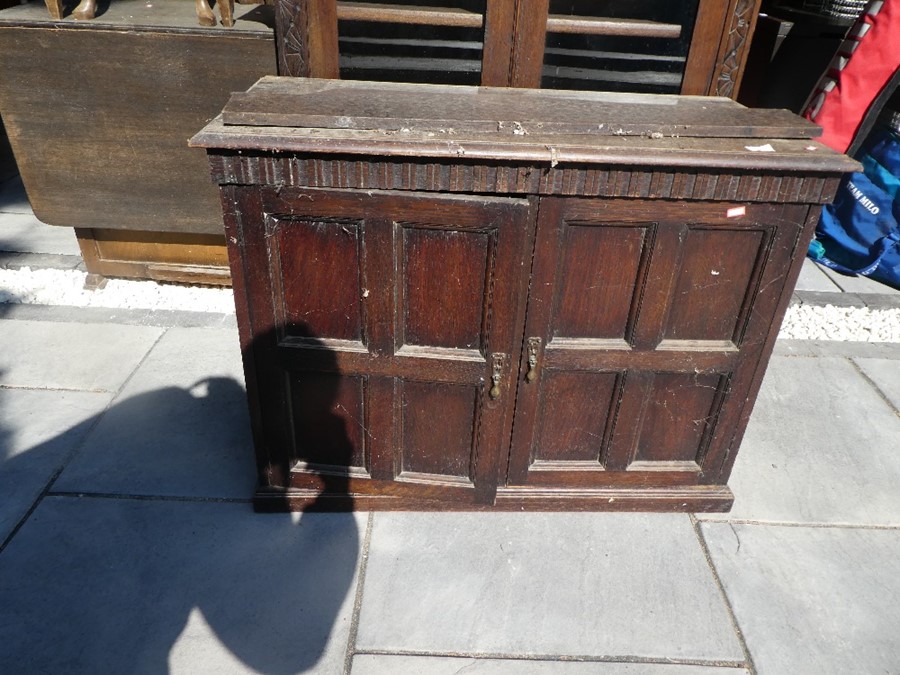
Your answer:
(0, 329), (361, 674)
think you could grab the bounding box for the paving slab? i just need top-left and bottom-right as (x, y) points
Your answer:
(356, 513), (743, 662)
(774, 339), (900, 360)
(0, 497), (365, 674)
(0, 250), (84, 272)
(701, 522), (900, 675)
(1, 301), (238, 329)
(794, 259), (841, 292)
(699, 355), (900, 525)
(54, 326), (255, 499)
(861, 293), (900, 309)
(852, 357), (900, 411)
(0, 319), (163, 391)
(0, 387), (111, 542)
(351, 655), (749, 674)
(0, 211), (81, 255)
(819, 265), (900, 295)
(793, 290), (865, 308)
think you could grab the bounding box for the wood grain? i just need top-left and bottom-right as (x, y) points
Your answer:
(0, 25), (275, 235)
(335, 2), (482, 28)
(221, 76), (820, 138)
(74, 229), (231, 285)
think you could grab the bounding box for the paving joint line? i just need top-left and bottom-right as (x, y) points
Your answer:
(343, 511), (374, 675)
(847, 357), (900, 417)
(689, 514), (757, 675)
(0, 302), (237, 330)
(696, 518), (900, 531)
(0, 328), (169, 554)
(45, 491), (252, 504)
(0, 383), (111, 394)
(352, 648), (747, 668)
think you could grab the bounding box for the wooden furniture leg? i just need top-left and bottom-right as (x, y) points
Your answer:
(219, 0), (235, 27)
(83, 273), (108, 291)
(71, 0), (96, 20)
(195, 0), (216, 26)
(44, 0), (64, 19)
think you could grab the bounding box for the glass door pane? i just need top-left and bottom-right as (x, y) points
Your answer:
(336, 0), (487, 85)
(541, 0), (701, 94)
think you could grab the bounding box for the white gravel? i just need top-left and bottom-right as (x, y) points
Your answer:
(778, 303), (900, 342)
(0, 267), (235, 314)
(1, 267), (899, 341)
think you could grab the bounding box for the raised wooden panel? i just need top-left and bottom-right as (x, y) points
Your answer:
(271, 217), (365, 343)
(289, 371), (368, 472)
(663, 227), (765, 343)
(633, 372), (725, 465)
(533, 370), (618, 463)
(401, 380), (478, 483)
(400, 225), (491, 351)
(552, 223), (651, 340)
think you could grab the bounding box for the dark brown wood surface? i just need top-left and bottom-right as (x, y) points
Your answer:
(480, 2), (516, 87)
(213, 187), (832, 511)
(194, 138), (857, 185)
(0, 9), (275, 235)
(75, 229), (231, 286)
(200, 146), (855, 201)
(335, 2), (482, 27)
(507, 0), (549, 88)
(230, 186), (534, 506)
(222, 76), (821, 138)
(506, 198), (803, 490)
(681, 0), (762, 97)
(198, 79), (855, 512)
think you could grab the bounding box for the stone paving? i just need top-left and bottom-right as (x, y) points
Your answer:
(2, 174), (900, 674)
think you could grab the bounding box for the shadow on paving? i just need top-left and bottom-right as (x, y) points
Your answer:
(0, 369), (11, 464)
(0, 327), (360, 674)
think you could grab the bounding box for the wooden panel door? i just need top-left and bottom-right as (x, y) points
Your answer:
(507, 197), (806, 492)
(230, 187), (534, 507)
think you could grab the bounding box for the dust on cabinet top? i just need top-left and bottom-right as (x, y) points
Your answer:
(191, 77), (859, 174)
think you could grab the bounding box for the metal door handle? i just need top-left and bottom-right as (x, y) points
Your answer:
(526, 337), (542, 383)
(490, 353), (505, 399)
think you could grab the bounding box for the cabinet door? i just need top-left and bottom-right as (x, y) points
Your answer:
(507, 197), (804, 492)
(232, 187), (533, 507)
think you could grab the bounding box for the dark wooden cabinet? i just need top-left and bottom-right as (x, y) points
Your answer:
(193, 77), (857, 512)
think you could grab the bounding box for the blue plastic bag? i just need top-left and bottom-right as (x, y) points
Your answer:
(810, 125), (900, 290)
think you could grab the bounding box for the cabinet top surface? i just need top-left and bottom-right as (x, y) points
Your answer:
(192, 77), (858, 174)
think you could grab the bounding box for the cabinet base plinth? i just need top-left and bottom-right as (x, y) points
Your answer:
(253, 485), (734, 513)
